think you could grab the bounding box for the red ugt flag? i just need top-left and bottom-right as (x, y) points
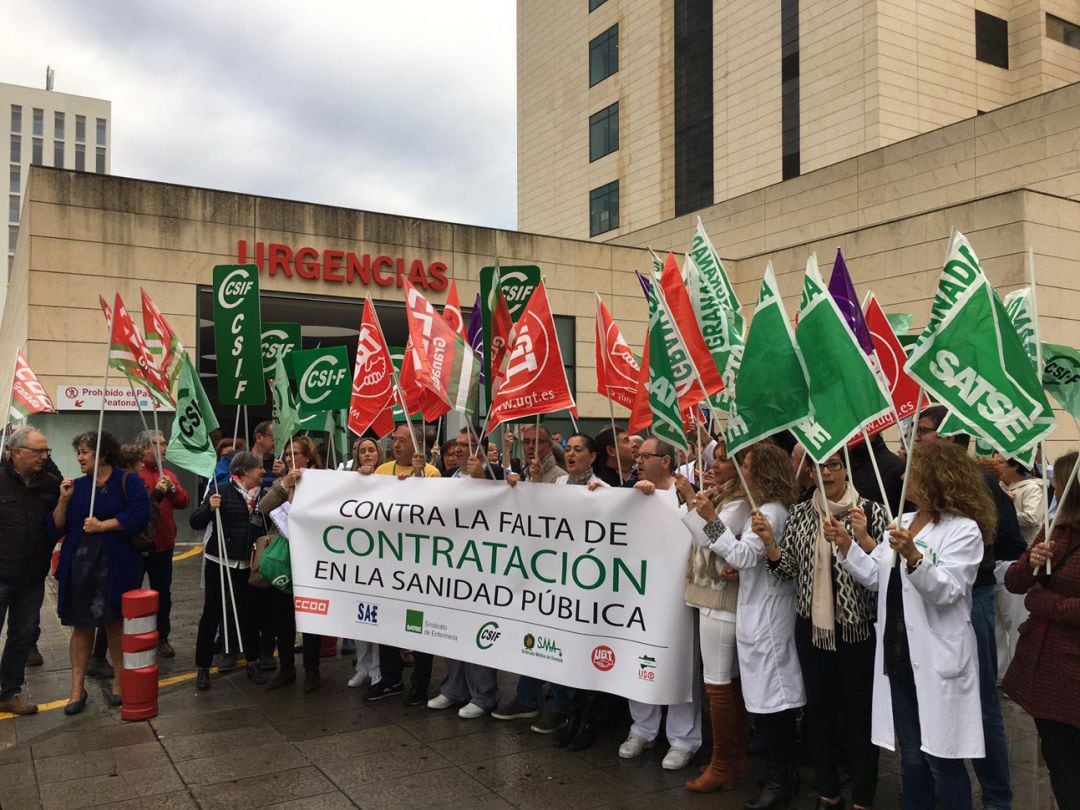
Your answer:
(348, 297), (396, 438)
(595, 293), (640, 410)
(486, 282), (577, 434)
(442, 280), (468, 340)
(861, 291), (923, 437)
(10, 351), (55, 421)
(109, 293), (172, 405)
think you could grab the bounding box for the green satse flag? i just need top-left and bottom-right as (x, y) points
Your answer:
(684, 252), (744, 412)
(270, 352), (301, 457)
(1041, 342), (1080, 419)
(726, 264), (810, 455)
(646, 286), (689, 453)
(790, 255), (892, 463)
(905, 230), (1055, 456)
(689, 218), (742, 316)
(1003, 287), (1038, 366)
(165, 353), (220, 479)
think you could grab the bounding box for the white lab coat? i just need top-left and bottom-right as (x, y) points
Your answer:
(686, 501), (805, 714)
(839, 512), (985, 760)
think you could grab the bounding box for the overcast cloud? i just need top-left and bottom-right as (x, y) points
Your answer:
(0, 0), (517, 228)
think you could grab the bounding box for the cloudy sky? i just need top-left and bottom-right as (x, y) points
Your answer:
(1, 0), (518, 228)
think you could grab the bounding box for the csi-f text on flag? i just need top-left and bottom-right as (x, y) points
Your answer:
(212, 264), (265, 405)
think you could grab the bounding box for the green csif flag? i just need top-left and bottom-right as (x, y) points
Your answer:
(270, 352), (301, 457)
(325, 407), (350, 463)
(165, 353), (220, 479)
(791, 255), (892, 462)
(905, 230), (1055, 457)
(727, 264), (810, 455)
(646, 285), (689, 453)
(1042, 341), (1080, 419)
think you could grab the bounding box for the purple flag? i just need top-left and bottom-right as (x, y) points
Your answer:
(467, 293), (485, 383)
(635, 270), (652, 300)
(827, 248), (874, 355)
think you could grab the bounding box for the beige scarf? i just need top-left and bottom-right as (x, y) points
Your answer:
(811, 482), (859, 650)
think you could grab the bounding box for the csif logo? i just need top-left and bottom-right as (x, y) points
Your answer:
(217, 267), (255, 309)
(356, 602), (379, 625)
(294, 597), (330, 615)
(591, 645), (615, 672)
(475, 621), (501, 650)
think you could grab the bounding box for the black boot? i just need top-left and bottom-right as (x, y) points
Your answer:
(196, 668), (211, 691)
(553, 711), (582, 748)
(744, 762), (794, 810)
(246, 662), (268, 685)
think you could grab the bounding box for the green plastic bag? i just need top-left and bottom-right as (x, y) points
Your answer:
(259, 535), (293, 594)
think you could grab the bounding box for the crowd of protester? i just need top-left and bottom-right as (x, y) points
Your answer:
(0, 413), (1077, 810)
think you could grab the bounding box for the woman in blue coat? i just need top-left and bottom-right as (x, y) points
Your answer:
(50, 431), (149, 715)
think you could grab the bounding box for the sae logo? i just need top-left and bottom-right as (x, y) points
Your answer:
(356, 602), (379, 625)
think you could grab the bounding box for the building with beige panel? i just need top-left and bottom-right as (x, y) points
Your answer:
(518, 0), (1080, 241)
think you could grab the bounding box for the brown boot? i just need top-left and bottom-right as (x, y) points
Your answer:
(686, 683), (736, 793)
(731, 677), (750, 779)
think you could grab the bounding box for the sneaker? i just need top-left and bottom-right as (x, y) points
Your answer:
(427, 694), (455, 710)
(530, 709), (568, 735)
(661, 746), (693, 770)
(458, 702), (487, 719)
(491, 699), (540, 720)
(364, 680), (404, 702)
(213, 652), (237, 672)
(347, 671), (370, 689)
(25, 645), (43, 667)
(158, 640), (176, 659)
(618, 733), (655, 760)
(86, 656), (114, 679)
(0, 694), (38, 715)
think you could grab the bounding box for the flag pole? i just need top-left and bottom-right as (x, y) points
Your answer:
(893, 388), (924, 567)
(1042, 425), (1080, 569)
(0, 347), (21, 463)
(607, 392), (623, 483)
(860, 426), (895, 525)
(232, 407), (241, 449)
(1027, 248), (1052, 574)
(88, 337), (113, 519)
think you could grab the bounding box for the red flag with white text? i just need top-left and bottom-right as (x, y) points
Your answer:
(108, 293), (172, 406)
(595, 293), (640, 410)
(628, 332), (652, 434)
(140, 288), (185, 395)
(9, 351), (55, 421)
(348, 297), (397, 438)
(442, 280), (468, 340)
(486, 282), (577, 434)
(858, 291), (924, 439)
(657, 251), (725, 398)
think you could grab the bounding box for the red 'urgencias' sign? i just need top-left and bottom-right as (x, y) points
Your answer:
(237, 240), (448, 291)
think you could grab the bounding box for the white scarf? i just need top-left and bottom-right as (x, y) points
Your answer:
(811, 482), (859, 650)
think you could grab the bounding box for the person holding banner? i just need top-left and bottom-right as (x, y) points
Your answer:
(346, 438), (383, 689)
(680, 444), (751, 793)
(687, 441), (803, 808)
(593, 427), (635, 488)
(832, 441), (993, 810)
(616, 437), (702, 771)
(520, 426), (567, 483)
(50, 431), (150, 715)
(1002, 452), (1080, 810)
(191, 451), (267, 690)
(764, 451), (890, 810)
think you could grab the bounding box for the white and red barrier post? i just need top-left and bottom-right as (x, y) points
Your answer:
(120, 589), (159, 721)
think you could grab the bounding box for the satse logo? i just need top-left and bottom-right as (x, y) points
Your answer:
(356, 602), (379, 625)
(294, 597), (330, 615)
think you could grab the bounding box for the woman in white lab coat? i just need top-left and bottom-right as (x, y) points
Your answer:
(831, 441), (995, 810)
(685, 441), (804, 810)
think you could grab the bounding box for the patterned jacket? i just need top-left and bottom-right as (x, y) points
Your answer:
(768, 497), (890, 643)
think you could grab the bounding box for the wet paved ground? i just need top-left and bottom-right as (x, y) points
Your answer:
(0, 544), (1061, 809)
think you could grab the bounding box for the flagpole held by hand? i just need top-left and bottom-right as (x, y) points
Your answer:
(89, 337), (113, 519)
(894, 388), (924, 567)
(1027, 248), (1052, 574)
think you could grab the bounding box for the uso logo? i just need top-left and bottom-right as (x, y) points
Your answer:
(294, 597), (330, 615)
(591, 645), (616, 672)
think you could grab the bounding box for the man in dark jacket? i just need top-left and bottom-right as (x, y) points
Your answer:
(0, 427), (60, 715)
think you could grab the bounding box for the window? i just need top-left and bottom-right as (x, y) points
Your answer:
(674, 0), (714, 216)
(31, 138), (42, 165)
(588, 0), (607, 10)
(10, 105), (20, 133)
(96, 118), (106, 146)
(1047, 14), (1080, 49)
(54, 112), (64, 139)
(75, 114), (86, 142)
(9, 134), (19, 163)
(32, 108), (43, 137)
(75, 144), (85, 171)
(976, 11), (1009, 68)
(589, 25), (619, 86)
(9, 166), (18, 194)
(781, 0), (800, 180)
(54, 141), (64, 169)
(589, 102), (619, 161)
(8, 195), (19, 224)
(8, 225), (17, 253)
(589, 180), (619, 235)
(95, 146), (106, 173)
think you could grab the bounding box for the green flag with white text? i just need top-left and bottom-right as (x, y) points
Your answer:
(690, 218), (742, 317)
(726, 264), (810, 455)
(271, 352), (301, 457)
(1042, 342), (1080, 419)
(1004, 287), (1038, 366)
(791, 255), (892, 462)
(684, 252), (744, 411)
(646, 286), (690, 452)
(905, 230), (1054, 456)
(165, 353), (220, 479)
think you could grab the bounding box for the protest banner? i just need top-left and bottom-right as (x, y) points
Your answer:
(212, 264), (265, 405)
(288, 472), (696, 704)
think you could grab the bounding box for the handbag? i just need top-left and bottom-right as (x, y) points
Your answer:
(248, 534), (274, 588)
(258, 534), (293, 594)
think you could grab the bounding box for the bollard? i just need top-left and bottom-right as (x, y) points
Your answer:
(121, 589), (159, 721)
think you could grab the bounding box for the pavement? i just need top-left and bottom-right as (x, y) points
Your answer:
(0, 544), (1061, 809)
